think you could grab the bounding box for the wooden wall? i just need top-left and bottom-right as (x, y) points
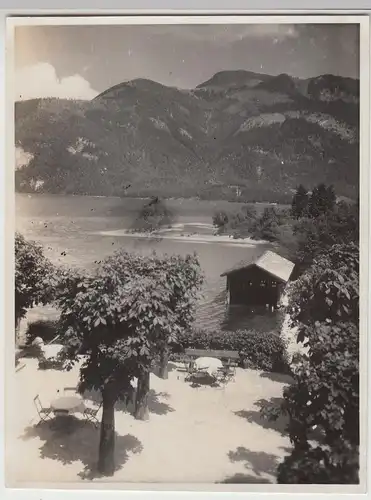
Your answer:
(227, 266), (284, 307)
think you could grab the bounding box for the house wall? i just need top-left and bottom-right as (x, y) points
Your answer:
(227, 266), (284, 307)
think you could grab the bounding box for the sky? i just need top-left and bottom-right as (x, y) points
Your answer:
(14, 23), (359, 101)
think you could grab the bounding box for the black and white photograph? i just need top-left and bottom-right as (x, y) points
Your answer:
(6, 15), (367, 490)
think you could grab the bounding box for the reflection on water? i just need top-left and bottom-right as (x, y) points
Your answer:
(16, 193), (279, 334)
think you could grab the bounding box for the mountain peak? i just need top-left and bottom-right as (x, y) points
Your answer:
(197, 70), (270, 89)
(15, 70), (359, 201)
(95, 78), (167, 100)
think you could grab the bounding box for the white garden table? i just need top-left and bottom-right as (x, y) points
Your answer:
(194, 356), (223, 376)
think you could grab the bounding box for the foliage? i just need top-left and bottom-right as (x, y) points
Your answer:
(15, 232), (57, 326)
(273, 243), (360, 483)
(277, 442), (359, 484)
(130, 197), (174, 233)
(291, 184), (309, 218)
(55, 250), (203, 474)
(288, 243), (359, 334)
(293, 204), (359, 275)
(25, 319), (60, 345)
(212, 210), (229, 229)
(56, 250), (204, 388)
(174, 328), (290, 373)
(248, 207), (288, 242)
(308, 183), (337, 219)
(211, 186), (358, 278)
(212, 204), (291, 243)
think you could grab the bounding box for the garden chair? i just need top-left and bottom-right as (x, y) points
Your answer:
(184, 361), (198, 382)
(216, 365), (235, 386)
(33, 395), (53, 425)
(83, 402), (102, 428)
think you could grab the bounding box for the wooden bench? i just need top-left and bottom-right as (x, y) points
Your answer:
(184, 349), (240, 364)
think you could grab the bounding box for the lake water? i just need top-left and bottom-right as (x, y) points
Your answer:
(16, 193), (279, 333)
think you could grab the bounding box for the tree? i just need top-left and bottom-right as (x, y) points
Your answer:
(56, 250), (203, 475)
(293, 201), (359, 271)
(291, 184), (309, 218)
(212, 210), (229, 229)
(308, 184), (337, 219)
(271, 243), (360, 483)
(249, 207), (283, 242)
(15, 232), (56, 344)
(131, 197), (174, 233)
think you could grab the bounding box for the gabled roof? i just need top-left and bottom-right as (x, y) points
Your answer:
(220, 250), (295, 283)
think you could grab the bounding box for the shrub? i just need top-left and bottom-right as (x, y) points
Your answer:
(15, 232), (57, 340)
(212, 211), (229, 229)
(274, 243), (360, 483)
(25, 319), (61, 345)
(173, 328), (290, 373)
(131, 197), (174, 233)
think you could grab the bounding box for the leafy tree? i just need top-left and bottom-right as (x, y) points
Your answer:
(268, 243), (360, 483)
(249, 207), (283, 242)
(293, 201), (359, 271)
(308, 184), (337, 219)
(130, 197), (174, 233)
(56, 250), (203, 475)
(212, 210), (229, 229)
(291, 184), (309, 218)
(14, 232), (56, 343)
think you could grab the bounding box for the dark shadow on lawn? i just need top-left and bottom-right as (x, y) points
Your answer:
(234, 397), (288, 436)
(228, 447), (280, 478)
(82, 388), (174, 416)
(218, 473), (272, 484)
(21, 417), (142, 478)
(260, 372), (294, 384)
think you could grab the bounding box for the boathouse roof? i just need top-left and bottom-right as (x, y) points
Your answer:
(220, 250), (295, 283)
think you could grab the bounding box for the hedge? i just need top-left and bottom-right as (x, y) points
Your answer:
(25, 319), (61, 345)
(172, 328), (290, 374)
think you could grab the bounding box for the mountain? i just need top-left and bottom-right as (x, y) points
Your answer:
(15, 70), (359, 202)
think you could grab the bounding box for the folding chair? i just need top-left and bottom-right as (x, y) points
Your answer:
(216, 365), (235, 386)
(83, 402), (102, 428)
(33, 395), (53, 425)
(185, 361), (197, 382)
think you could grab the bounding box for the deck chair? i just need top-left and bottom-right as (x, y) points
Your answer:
(83, 402), (102, 428)
(33, 395), (53, 425)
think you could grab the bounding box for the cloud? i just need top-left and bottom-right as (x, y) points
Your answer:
(147, 24), (299, 44)
(15, 62), (98, 101)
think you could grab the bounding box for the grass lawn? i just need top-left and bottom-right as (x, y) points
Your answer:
(7, 358), (293, 487)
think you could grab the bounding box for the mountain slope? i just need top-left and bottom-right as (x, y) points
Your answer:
(15, 70), (359, 201)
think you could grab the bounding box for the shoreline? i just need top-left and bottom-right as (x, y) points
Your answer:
(95, 227), (267, 247)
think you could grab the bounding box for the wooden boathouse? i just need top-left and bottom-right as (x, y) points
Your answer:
(221, 250), (295, 309)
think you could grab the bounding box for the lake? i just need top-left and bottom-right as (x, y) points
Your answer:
(15, 193), (280, 333)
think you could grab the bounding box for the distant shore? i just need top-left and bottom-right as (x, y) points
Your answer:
(97, 223), (267, 247)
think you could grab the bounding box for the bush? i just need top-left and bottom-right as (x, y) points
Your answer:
(212, 211), (229, 229)
(173, 328), (290, 373)
(25, 319), (60, 345)
(131, 197), (174, 233)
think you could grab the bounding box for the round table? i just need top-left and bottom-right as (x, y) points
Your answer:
(51, 395), (85, 414)
(194, 357), (223, 376)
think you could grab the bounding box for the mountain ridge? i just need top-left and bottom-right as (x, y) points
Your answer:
(15, 70), (359, 202)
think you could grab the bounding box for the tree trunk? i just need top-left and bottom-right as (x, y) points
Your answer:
(159, 349), (169, 379)
(134, 370), (150, 420)
(98, 388), (116, 476)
